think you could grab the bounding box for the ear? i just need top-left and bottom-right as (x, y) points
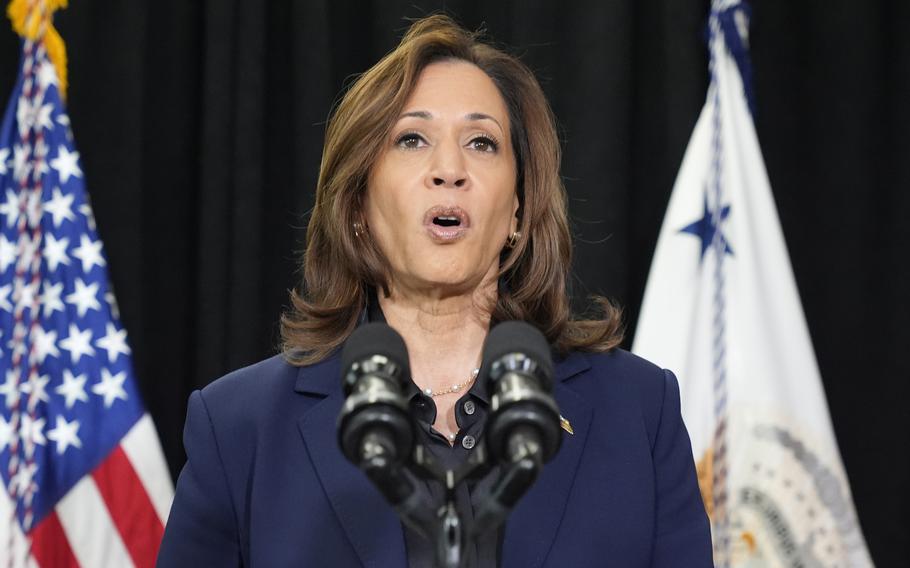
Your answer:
(358, 185), (372, 228)
(510, 193), (520, 233)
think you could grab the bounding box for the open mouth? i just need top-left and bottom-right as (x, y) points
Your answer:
(424, 206), (470, 228)
(433, 215), (462, 228)
(424, 205), (470, 241)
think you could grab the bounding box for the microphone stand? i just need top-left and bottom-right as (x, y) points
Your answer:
(409, 443), (488, 568)
(339, 324), (555, 567)
(345, 402), (553, 567)
(403, 435), (543, 568)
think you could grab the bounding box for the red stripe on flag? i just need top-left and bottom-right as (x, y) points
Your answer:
(92, 445), (165, 568)
(29, 511), (80, 568)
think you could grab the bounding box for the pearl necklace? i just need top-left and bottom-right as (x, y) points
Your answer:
(423, 368), (480, 398)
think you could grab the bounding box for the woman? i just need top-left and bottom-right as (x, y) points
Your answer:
(157, 14), (712, 567)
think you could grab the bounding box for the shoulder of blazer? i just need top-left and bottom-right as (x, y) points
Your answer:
(559, 348), (673, 445)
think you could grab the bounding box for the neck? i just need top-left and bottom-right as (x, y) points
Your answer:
(378, 279), (495, 393)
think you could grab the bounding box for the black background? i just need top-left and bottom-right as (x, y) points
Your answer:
(0, 1), (907, 565)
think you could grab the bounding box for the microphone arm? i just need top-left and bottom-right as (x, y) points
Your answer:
(356, 428), (439, 540)
(470, 425), (543, 538)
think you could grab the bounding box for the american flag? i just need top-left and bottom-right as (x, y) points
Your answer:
(0, 3), (173, 566)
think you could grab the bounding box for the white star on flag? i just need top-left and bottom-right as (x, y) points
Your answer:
(0, 188), (20, 227)
(18, 414), (47, 449)
(64, 277), (101, 317)
(71, 234), (106, 273)
(19, 373), (50, 409)
(36, 102), (53, 132)
(104, 291), (120, 320)
(0, 147), (8, 175)
(40, 281), (65, 317)
(32, 138), (50, 178)
(43, 187), (75, 227)
(56, 112), (74, 143)
(16, 279), (38, 309)
(96, 323), (131, 363)
(0, 235), (16, 273)
(47, 415), (82, 454)
(0, 283), (11, 312)
(23, 187), (43, 228)
(58, 323), (95, 363)
(36, 60), (58, 90)
(92, 368), (128, 408)
(43, 233), (70, 271)
(10, 462), (38, 498)
(0, 371), (18, 408)
(8, 332), (28, 359)
(49, 144), (82, 183)
(0, 415), (13, 451)
(78, 202), (96, 231)
(15, 96), (37, 136)
(16, 96), (36, 132)
(17, 231), (39, 264)
(54, 369), (89, 409)
(29, 326), (59, 364)
(12, 143), (30, 180)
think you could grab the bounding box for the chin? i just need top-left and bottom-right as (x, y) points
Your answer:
(419, 268), (472, 288)
(406, 262), (479, 292)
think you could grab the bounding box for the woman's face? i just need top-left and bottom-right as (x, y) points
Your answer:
(365, 60), (519, 296)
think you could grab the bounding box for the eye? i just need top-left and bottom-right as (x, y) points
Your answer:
(395, 131), (427, 150)
(468, 135), (499, 153)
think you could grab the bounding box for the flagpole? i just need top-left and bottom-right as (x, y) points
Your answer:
(707, 3), (731, 565)
(5, 5), (53, 563)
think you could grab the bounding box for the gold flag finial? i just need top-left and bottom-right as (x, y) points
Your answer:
(7, 0), (69, 98)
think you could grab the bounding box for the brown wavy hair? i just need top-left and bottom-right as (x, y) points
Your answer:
(281, 14), (623, 365)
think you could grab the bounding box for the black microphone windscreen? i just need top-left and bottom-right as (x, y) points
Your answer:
(341, 323), (410, 386)
(481, 321), (553, 383)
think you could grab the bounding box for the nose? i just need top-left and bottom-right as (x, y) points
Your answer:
(426, 139), (468, 189)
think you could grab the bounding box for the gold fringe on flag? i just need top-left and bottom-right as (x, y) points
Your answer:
(7, 0), (69, 98)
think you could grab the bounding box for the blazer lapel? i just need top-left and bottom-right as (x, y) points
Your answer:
(295, 355), (407, 568)
(502, 352), (594, 568)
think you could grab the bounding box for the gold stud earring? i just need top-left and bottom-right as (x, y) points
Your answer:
(507, 231), (521, 248)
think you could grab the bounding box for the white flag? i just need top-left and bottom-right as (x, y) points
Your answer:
(631, 2), (873, 567)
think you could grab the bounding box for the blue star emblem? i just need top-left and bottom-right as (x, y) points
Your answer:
(679, 193), (733, 260)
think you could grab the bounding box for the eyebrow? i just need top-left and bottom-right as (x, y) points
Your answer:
(399, 110), (504, 134)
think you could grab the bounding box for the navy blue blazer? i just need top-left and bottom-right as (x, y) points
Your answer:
(157, 349), (713, 567)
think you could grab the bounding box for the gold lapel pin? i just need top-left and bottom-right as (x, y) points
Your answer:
(559, 415), (574, 435)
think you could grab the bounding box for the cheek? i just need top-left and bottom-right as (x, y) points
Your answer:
(365, 170), (398, 229)
(366, 159), (419, 229)
(364, 185), (419, 264)
(490, 186), (519, 235)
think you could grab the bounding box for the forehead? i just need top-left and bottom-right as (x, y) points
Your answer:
(402, 60), (509, 126)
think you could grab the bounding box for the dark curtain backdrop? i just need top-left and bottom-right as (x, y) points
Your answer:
(0, 0), (907, 565)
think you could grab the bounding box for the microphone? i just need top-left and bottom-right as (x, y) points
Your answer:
(470, 321), (563, 536)
(337, 324), (439, 546)
(338, 323), (414, 476)
(480, 321), (562, 469)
